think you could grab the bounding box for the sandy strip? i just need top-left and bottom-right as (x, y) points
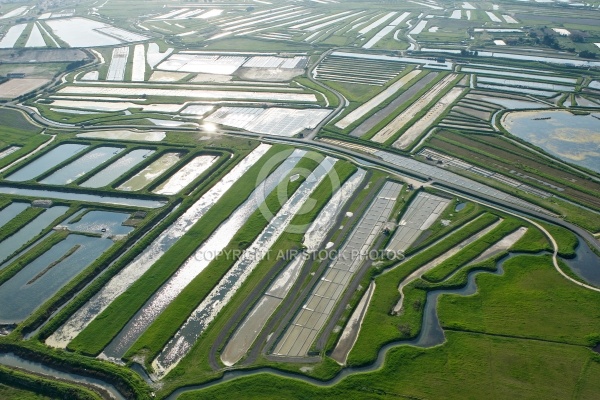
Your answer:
(330, 282), (375, 365)
(392, 217), (503, 314)
(468, 227), (527, 266)
(131, 44), (146, 82)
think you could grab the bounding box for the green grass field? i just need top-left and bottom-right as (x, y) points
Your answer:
(439, 254), (600, 346)
(178, 333), (599, 400)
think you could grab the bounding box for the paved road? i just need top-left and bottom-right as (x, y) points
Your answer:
(7, 102), (599, 255)
(303, 49), (347, 140)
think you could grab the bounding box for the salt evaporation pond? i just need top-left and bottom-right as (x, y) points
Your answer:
(0, 24), (27, 49)
(502, 110), (600, 173)
(0, 202), (29, 228)
(303, 169), (366, 252)
(44, 17), (146, 47)
(0, 206), (69, 266)
(25, 24), (46, 47)
(101, 149), (305, 360)
(81, 149), (155, 188)
(151, 156), (335, 379)
(64, 210), (133, 238)
(6, 144), (88, 182)
(41, 146), (124, 185)
(472, 96), (547, 109)
(46, 144), (272, 349)
(0, 186), (166, 209)
(153, 155), (218, 195)
(118, 152), (182, 191)
(0, 234), (113, 324)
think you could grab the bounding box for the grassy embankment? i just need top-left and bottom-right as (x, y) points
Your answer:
(0, 337), (151, 399)
(295, 77), (340, 109)
(0, 231), (70, 287)
(0, 207), (45, 243)
(0, 205), (79, 278)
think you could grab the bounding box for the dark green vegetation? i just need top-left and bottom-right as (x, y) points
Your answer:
(0, 231), (69, 287)
(0, 383), (53, 400)
(540, 221), (579, 258)
(0, 339), (150, 399)
(439, 255), (600, 345)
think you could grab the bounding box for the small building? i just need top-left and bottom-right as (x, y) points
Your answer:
(7, 73), (25, 79)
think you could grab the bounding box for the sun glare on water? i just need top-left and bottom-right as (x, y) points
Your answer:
(202, 122), (218, 133)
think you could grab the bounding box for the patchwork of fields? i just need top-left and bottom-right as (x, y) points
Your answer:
(0, 0), (599, 399)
